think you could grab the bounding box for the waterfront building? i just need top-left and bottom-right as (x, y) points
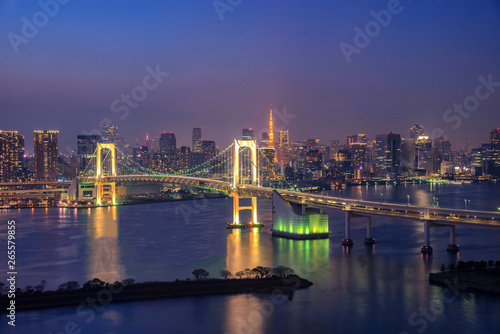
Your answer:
(34, 130), (59, 180)
(0, 130), (22, 182)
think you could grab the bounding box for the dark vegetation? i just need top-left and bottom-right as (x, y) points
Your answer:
(430, 260), (500, 297)
(0, 266), (311, 312)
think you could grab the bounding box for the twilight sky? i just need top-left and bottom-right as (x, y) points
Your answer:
(1, 0), (500, 154)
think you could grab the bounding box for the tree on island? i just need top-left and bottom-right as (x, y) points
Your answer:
(34, 280), (47, 293)
(235, 271), (244, 279)
(192, 269), (210, 280)
(273, 266), (295, 278)
(58, 281), (81, 292)
(220, 269), (232, 279)
(252, 266), (272, 279)
(83, 278), (106, 290)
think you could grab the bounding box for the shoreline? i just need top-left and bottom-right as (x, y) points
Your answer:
(1, 194), (228, 210)
(429, 268), (500, 297)
(0, 277), (313, 313)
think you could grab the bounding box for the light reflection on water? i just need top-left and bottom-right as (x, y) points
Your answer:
(0, 183), (500, 333)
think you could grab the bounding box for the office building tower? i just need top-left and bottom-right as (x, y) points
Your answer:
(277, 130), (290, 164)
(192, 128), (202, 153)
(375, 132), (401, 175)
(490, 128), (500, 144)
(410, 124), (425, 139)
(102, 124), (118, 144)
(401, 138), (416, 173)
(202, 140), (216, 159)
(346, 134), (367, 146)
(0, 130), (22, 182)
(160, 132), (176, 155)
(415, 136), (433, 172)
(77, 135), (101, 174)
(242, 127), (254, 140)
(330, 140), (340, 160)
(34, 130), (59, 180)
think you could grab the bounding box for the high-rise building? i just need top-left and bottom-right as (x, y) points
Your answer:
(375, 132), (401, 175)
(277, 130), (290, 164)
(102, 124), (118, 144)
(192, 128), (202, 153)
(178, 146), (191, 170)
(490, 128), (500, 144)
(346, 134), (367, 146)
(77, 135), (101, 174)
(260, 132), (269, 148)
(17, 134), (25, 179)
(401, 138), (416, 173)
(330, 140), (340, 160)
(242, 127), (254, 140)
(268, 107), (275, 149)
(34, 130), (59, 180)
(410, 124), (425, 139)
(202, 140), (216, 159)
(160, 132), (176, 155)
(0, 130), (22, 182)
(415, 136), (433, 172)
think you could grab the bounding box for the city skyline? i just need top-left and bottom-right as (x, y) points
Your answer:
(1, 1), (500, 152)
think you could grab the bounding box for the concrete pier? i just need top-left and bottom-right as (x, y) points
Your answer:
(364, 216), (375, 245)
(342, 211), (353, 246)
(421, 220), (433, 253)
(447, 225), (459, 252)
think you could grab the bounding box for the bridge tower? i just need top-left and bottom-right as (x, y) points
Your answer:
(228, 139), (261, 228)
(233, 139), (259, 188)
(95, 143), (117, 205)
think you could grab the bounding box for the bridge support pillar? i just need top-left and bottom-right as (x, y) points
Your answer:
(342, 211), (353, 246)
(364, 216), (375, 245)
(447, 225), (459, 252)
(421, 220), (433, 254)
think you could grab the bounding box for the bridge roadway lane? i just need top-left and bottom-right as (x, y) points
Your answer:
(81, 176), (500, 229)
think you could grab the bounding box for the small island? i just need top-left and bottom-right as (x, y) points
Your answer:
(429, 260), (500, 297)
(0, 266), (312, 312)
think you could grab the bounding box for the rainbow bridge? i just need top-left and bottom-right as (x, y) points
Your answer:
(68, 140), (500, 253)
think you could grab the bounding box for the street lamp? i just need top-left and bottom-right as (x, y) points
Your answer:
(407, 195), (410, 206)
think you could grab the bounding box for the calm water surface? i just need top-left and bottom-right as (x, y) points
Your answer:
(1, 183), (500, 333)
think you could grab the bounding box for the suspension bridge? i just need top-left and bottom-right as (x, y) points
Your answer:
(67, 139), (500, 253)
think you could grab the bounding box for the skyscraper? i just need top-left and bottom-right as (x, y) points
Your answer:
(102, 124), (118, 144)
(160, 132), (176, 155)
(242, 127), (254, 140)
(410, 124), (425, 139)
(0, 130), (22, 182)
(77, 135), (101, 173)
(490, 128), (500, 144)
(330, 140), (340, 160)
(34, 130), (59, 180)
(202, 140), (216, 159)
(277, 130), (290, 164)
(375, 132), (401, 175)
(415, 136), (433, 172)
(192, 127), (202, 153)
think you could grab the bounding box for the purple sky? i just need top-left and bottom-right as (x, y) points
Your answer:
(1, 0), (500, 154)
